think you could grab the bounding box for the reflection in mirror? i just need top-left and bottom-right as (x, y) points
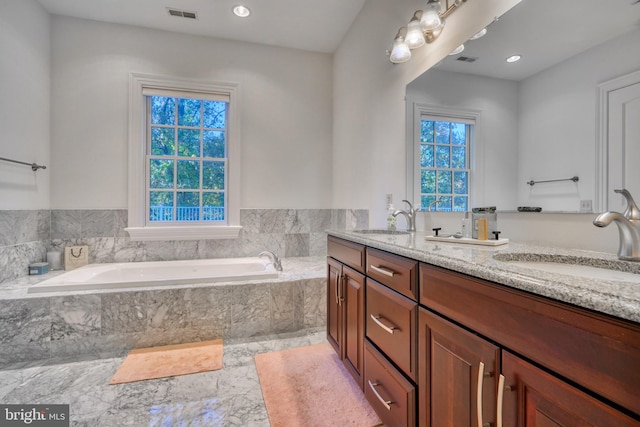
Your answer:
(406, 0), (640, 213)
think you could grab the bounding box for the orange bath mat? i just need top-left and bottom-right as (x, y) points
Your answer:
(254, 343), (382, 427)
(109, 339), (223, 384)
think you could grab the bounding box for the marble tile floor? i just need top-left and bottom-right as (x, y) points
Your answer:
(0, 328), (327, 426)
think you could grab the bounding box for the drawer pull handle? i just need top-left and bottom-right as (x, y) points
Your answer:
(497, 374), (508, 427)
(476, 362), (492, 427)
(370, 265), (396, 277)
(368, 380), (393, 411)
(370, 314), (397, 334)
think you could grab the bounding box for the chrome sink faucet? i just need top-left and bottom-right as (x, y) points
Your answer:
(392, 200), (416, 232)
(259, 250), (283, 271)
(593, 189), (640, 261)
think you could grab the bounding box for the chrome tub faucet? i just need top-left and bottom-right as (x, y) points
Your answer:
(259, 250), (283, 271)
(392, 199), (416, 232)
(593, 189), (640, 261)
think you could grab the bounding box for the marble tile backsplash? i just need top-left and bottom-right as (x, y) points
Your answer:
(0, 208), (368, 284)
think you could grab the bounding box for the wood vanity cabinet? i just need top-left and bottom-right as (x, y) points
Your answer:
(327, 235), (640, 426)
(419, 263), (640, 427)
(327, 236), (366, 389)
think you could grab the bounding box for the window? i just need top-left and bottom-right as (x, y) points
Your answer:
(419, 117), (471, 212)
(408, 103), (479, 213)
(127, 74), (241, 241)
(147, 94), (227, 223)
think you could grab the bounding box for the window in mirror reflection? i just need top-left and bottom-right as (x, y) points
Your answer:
(419, 117), (471, 212)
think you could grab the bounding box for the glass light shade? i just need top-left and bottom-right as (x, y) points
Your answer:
(420, 1), (442, 31)
(390, 38), (412, 63)
(406, 19), (426, 49)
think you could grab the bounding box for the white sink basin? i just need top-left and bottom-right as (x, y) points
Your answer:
(505, 261), (640, 282)
(493, 253), (640, 283)
(352, 229), (410, 235)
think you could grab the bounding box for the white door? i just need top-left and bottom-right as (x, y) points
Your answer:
(605, 77), (640, 212)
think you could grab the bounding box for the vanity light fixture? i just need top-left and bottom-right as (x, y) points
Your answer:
(406, 13), (426, 49)
(389, 28), (412, 64)
(506, 54), (522, 63)
(232, 5), (251, 18)
(388, 0), (468, 64)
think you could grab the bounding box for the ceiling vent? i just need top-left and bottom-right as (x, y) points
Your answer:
(167, 8), (198, 20)
(456, 56), (478, 63)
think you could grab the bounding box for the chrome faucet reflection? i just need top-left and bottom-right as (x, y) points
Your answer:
(392, 200), (416, 232)
(593, 189), (640, 261)
(259, 250), (283, 271)
(427, 198), (443, 212)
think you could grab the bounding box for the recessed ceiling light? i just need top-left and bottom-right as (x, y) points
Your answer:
(469, 28), (487, 40)
(233, 5), (251, 18)
(506, 54), (522, 63)
(449, 44), (465, 55)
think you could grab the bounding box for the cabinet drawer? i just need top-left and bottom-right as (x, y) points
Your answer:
(328, 236), (365, 273)
(364, 341), (416, 427)
(366, 279), (417, 380)
(366, 248), (418, 300)
(420, 263), (640, 416)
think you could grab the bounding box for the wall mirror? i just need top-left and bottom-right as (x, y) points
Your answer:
(406, 0), (640, 213)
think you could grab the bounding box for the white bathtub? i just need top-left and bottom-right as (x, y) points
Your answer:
(28, 257), (279, 294)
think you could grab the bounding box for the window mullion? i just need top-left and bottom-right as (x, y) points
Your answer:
(173, 100), (178, 220)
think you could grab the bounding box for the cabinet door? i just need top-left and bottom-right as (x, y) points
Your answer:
(326, 257), (343, 357)
(418, 308), (500, 427)
(501, 351), (639, 427)
(343, 265), (365, 390)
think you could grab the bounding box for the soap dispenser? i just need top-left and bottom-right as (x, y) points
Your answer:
(461, 212), (472, 238)
(387, 205), (397, 231)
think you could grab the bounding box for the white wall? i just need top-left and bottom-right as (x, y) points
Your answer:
(50, 16), (333, 209)
(518, 28), (640, 212)
(406, 69), (519, 210)
(332, 0), (521, 225)
(0, 0), (50, 210)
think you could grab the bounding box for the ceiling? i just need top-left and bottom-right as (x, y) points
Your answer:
(435, 0), (640, 81)
(36, 0), (367, 53)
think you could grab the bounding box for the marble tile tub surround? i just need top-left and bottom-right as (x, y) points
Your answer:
(328, 229), (640, 324)
(0, 210), (50, 284)
(0, 208), (368, 285)
(0, 257), (327, 364)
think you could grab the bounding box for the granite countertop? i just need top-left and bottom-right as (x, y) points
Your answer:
(328, 229), (640, 324)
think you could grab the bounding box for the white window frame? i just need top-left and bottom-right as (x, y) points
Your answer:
(126, 73), (241, 241)
(406, 103), (481, 210)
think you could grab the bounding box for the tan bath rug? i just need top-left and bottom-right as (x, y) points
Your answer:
(110, 339), (223, 384)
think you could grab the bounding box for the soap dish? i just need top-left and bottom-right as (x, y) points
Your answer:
(425, 236), (509, 246)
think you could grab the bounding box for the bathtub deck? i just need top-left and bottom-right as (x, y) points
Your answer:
(0, 257), (326, 364)
(0, 256), (325, 300)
